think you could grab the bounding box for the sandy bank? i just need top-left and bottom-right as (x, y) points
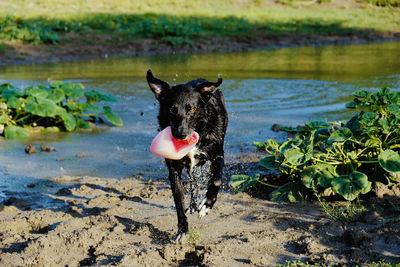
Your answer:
(1, 175), (399, 266)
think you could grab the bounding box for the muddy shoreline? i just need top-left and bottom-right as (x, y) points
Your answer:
(1, 31), (399, 66)
(1, 175), (399, 266)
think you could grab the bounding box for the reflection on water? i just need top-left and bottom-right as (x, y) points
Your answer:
(0, 41), (399, 197)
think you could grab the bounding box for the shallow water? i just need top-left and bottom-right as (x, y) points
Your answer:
(0, 41), (399, 200)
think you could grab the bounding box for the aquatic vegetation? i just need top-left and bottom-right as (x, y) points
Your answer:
(230, 87), (400, 202)
(0, 81), (122, 139)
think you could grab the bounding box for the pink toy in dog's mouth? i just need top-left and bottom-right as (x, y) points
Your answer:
(150, 126), (199, 160)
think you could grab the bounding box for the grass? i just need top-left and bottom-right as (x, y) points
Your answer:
(0, 0), (399, 45)
(186, 229), (203, 245)
(277, 260), (330, 267)
(279, 260), (400, 267)
(320, 201), (367, 223)
(371, 260), (400, 267)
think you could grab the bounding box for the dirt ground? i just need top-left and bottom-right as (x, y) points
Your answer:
(0, 170), (399, 267)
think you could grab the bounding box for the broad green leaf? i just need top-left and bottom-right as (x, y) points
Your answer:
(279, 136), (303, 152)
(4, 125), (29, 139)
(284, 148), (311, 166)
(0, 83), (14, 92)
(370, 92), (379, 104)
(301, 166), (317, 189)
(253, 141), (267, 151)
(24, 86), (48, 98)
(317, 164), (339, 188)
(2, 88), (23, 101)
(76, 118), (91, 130)
(57, 107), (76, 131)
(306, 121), (329, 129)
(259, 156), (279, 170)
(269, 183), (301, 203)
(378, 149), (400, 173)
(360, 112), (378, 125)
(61, 82), (84, 99)
(229, 174), (258, 192)
(361, 181), (372, 194)
(380, 87), (396, 103)
(0, 114), (9, 124)
(103, 106), (123, 126)
(49, 81), (64, 89)
(314, 127), (330, 143)
(345, 101), (359, 109)
(327, 127), (352, 144)
(331, 171), (370, 201)
(85, 89), (118, 103)
(302, 164), (338, 189)
(25, 97), (58, 117)
(365, 139), (381, 148)
(388, 104), (400, 118)
(378, 119), (390, 134)
(80, 103), (101, 112)
(47, 88), (65, 103)
(353, 90), (369, 98)
(6, 96), (22, 109)
(344, 114), (361, 134)
(66, 100), (79, 111)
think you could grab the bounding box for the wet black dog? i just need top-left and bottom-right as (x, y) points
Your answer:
(147, 69), (228, 241)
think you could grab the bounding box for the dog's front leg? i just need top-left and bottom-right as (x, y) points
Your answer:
(166, 159), (188, 242)
(186, 169), (199, 214)
(198, 155), (224, 217)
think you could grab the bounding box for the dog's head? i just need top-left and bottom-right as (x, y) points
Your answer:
(147, 69), (222, 140)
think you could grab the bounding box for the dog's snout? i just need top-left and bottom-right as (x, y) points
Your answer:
(171, 126), (191, 140)
(174, 129), (189, 140)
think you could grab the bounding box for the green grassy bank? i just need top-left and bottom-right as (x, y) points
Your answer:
(0, 0), (399, 46)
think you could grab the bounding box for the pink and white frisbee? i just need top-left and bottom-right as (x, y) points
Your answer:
(150, 126), (199, 160)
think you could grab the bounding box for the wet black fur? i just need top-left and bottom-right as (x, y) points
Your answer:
(147, 69), (228, 241)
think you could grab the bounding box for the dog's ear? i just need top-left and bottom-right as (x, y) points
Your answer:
(146, 69), (170, 99)
(195, 75), (223, 100)
(195, 75), (223, 93)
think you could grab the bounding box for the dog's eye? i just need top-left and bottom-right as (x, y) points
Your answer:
(169, 107), (178, 114)
(186, 105), (195, 113)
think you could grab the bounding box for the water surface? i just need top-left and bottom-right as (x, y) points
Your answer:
(0, 41), (399, 199)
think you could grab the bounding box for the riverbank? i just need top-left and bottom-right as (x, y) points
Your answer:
(1, 175), (399, 266)
(1, 31), (399, 66)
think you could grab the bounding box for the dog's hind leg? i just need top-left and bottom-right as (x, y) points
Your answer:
(198, 155), (224, 217)
(166, 159), (188, 242)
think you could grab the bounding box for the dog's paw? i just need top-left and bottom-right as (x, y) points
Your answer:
(173, 232), (188, 243)
(185, 200), (198, 215)
(198, 198), (211, 218)
(185, 207), (197, 215)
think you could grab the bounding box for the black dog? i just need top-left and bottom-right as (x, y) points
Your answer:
(147, 69), (228, 241)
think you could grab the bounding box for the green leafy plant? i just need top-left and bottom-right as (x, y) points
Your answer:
(230, 87), (400, 202)
(0, 81), (122, 139)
